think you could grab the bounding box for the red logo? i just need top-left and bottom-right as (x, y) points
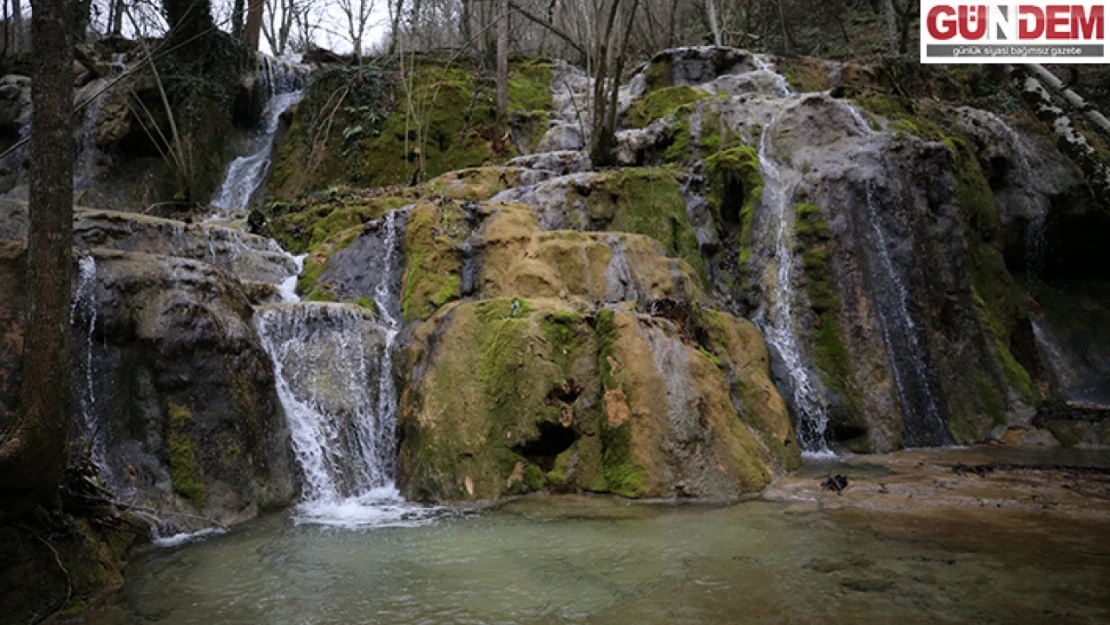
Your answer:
(925, 4), (1103, 40)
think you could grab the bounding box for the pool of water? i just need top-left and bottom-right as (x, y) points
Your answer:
(106, 492), (1109, 625)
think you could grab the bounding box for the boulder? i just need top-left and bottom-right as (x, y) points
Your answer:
(396, 297), (800, 501)
(0, 245), (296, 534)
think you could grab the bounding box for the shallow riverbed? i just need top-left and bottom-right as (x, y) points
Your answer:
(101, 448), (1110, 625)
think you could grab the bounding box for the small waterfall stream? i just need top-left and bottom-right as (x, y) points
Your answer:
(211, 58), (306, 220)
(753, 117), (832, 456)
(195, 56), (433, 527)
(71, 255), (109, 473)
(862, 185), (952, 446)
(254, 208), (431, 527)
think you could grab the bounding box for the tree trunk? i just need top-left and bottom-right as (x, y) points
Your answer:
(705, 0), (722, 46)
(112, 0), (125, 35)
(245, 0), (264, 50)
(0, 0), (74, 501)
(461, 0), (472, 45)
(11, 0), (22, 52)
(164, 0), (215, 46)
(232, 0), (245, 39)
(73, 0), (92, 41)
(496, 0), (509, 121)
(1024, 63), (1110, 137)
(883, 0), (898, 54)
(1010, 66), (1110, 205)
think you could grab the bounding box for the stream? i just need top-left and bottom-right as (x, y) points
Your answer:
(79, 54), (1110, 625)
(102, 470), (1109, 625)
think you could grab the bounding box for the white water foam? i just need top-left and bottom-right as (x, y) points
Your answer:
(292, 486), (444, 529)
(754, 116), (834, 457)
(153, 527), (227, 548)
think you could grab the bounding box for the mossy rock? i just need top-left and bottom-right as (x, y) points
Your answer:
(565, 168), (707, 283)
(401, 201), (470, 322)
(397, 300), (799, 502)
(794, 203), (865, 438)
(267, 188), (414, 254)
(267, 57), (552, 199)
(706, 146), (763, 278)
(167, 403), (205, 508)
(479, 203), (701, 305)
(624, 86), (710, 129)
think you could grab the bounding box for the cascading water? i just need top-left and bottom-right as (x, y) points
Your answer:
(751, 55), (791, 98)
(862, 184), (952, 446)
(753, 117), (832, 456)
(70, 255), (111, 474)
(73, 84), (108, 192)
(254, 209), (434, 527)
(210, 58), (306, 220)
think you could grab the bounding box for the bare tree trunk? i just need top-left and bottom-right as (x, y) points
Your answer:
(1010, 65), (1110, 204)
(112, 0), (125, 35)
(1024, 63), (1110, 136)
(461, 0), (472, 45)
(245, 0), (264, 50)
(233, 0), (246, 39)
(497, 0), (509, 121)
(705, 0), (722, 46)
(0, 0), (74, 501)
(883, 0), (898, 54)
(11, 0), (22, 52)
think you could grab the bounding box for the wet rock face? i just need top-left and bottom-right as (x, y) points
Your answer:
(610, 47), (1105, 451)
(646, 47), (759, 90)
(1, 200), (298, 284)
(396, 298), (800, 502)
(0, 223), (295, 533)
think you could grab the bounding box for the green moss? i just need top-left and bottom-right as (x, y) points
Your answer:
(948, 137), (1037, 405)
(294, 224), (367, 298)
(888, 118), (946, 141)
(706, 146), (763, 272)
(596, 308), (618, 389)
(855, 93), (908, 118)
(624, 86), (710, 129)
(576, 168), (706, 284)
(522, 463), (546, 491)
(600, 422), (646, 497)
(698, 346), (728, 370)
(507, 57), (554, 112)
(777, 57), (833, 92)
(796, 204), (863, 419)
(663, 113), (693, 162)
(854, 91), (953, 142)
(644, 55), (673, 93)
(401, 203), (468, 322)
(270, 58), (549, 197)
(698, 108), (731, 155)
(475, 296), (532, 321)
(355, 296), (380, 316)
(270, 194), (409, 254)
(541, 310), (585, 364)
(167, 404), (205, 508)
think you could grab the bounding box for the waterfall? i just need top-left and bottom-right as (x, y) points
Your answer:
(753, 119), (832, 456)
(1025, 210), (1049, 279)
(254, 210), (429, 527)
(210, 58), (306, 219)
(256, 303), (391, 500)
(862, 185), (952, 447)
(751, 55), (791, 98)
(70, 255), (109, 472)
(74, 81), (108, 192)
